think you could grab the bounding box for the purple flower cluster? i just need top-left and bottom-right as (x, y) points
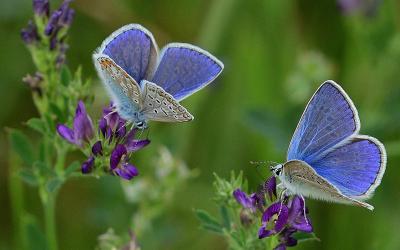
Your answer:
(21, 0), (74, 67)
(57, 101), (150, 180)
(233, 176), (313, 250)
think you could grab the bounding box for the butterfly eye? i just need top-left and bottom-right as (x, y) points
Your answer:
(136, 121), (144, 129)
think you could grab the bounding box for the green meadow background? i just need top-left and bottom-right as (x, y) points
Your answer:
(1, 0), (400, 249)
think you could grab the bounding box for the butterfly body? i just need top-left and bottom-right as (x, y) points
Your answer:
(272, 80), (386, 210)
(93, 24), (223, 128)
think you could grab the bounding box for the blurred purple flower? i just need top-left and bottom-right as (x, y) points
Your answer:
(110, 144), (139, 180)
(72, 103), (150, 179)
(264, 176), (277, 200)
(258, 202), (289, 239)
(57, 100), (94, 146)
(337, 0), (362, 13)
(274, 228), (298, 250)
(338, 0), (382, 16)
(91, 141), (103, 156)
(44, 10), (62, 36)
(233, 189), (257, 212)
(44, 0), (74, 36)
(81, 156), (94, 173)
(21, 20), (40, 45)
(33, 0), (49, 17)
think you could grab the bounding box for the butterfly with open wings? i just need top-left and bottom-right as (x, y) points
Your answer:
(93, 24), (224, 129)
(271, 80), (386, 210)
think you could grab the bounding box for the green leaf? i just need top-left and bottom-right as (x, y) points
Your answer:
(49, 101), (65, 122)
(26, 118), (47, 135)
(294, 232), (320, 243)
(200, 224), (223, 234)
(33, 161), (54, 177)
(18, 169), (38, 186)
(220, 205), (231, 229)
(43, 113), (56, 134)
(61, 65), (72, 86)
(64, 161), (81, 177)
(9, 129), (34, 165)
(195, 209), (221, 228)
(46, 178), (63, 193)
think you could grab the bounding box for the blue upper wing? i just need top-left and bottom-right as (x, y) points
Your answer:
(287, 81), (360, 163)
(98, 24), (158, 84)
(309, 136), (386, 199)
(151, 43), (224, 101)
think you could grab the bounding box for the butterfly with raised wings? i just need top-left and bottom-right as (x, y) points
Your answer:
(271, 80), (386, 210)
(93, 24), (224, 129)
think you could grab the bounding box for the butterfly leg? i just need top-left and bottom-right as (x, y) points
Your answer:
(116, 121), (127, 134)
(104, 109), (118, 119)
(300, 195), (309, 226)
(276, 182), (284, 191)
(277, 188), (287, 218)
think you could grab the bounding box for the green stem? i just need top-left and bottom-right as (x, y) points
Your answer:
(43, 191), (58, 250)
(55, 143), (66, 175)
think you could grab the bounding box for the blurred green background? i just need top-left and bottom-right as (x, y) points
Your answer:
(1, 0), (400, 249)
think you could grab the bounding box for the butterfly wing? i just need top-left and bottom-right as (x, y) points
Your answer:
(286, 80), (386, 201)
(140, 80), (193, 122)
(93, 54), (142, 117)
(287, 80), (360, 163)
(309, 135), (386, 200)
(97, 24), (158, 84)
(151, 43), (224, 101)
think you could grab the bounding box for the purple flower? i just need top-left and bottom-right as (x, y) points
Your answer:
(57, 101), (149, 179)
(114, 163), (139, 180)
(275, 228), (298, 250)
(59, 1), (75, 26)
(57, 100), (94, 146)
(258, 202), (289, 239)
(287, 196), (312, 232)
(33, 0), (50, 17)
(91, 141), (103, 156)
(44, 0), (74, 36)
(110, 144), (127, 170)
(124, 128), (150, 152)
(21, 20), (39, 45)
(110, 144), (139, 180)
(81, 156), (94, 173)
(233, 189), (257, 212)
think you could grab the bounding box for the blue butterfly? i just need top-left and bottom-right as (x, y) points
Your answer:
(93, 24), (224, 129)
(271, 81), (386, 210)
